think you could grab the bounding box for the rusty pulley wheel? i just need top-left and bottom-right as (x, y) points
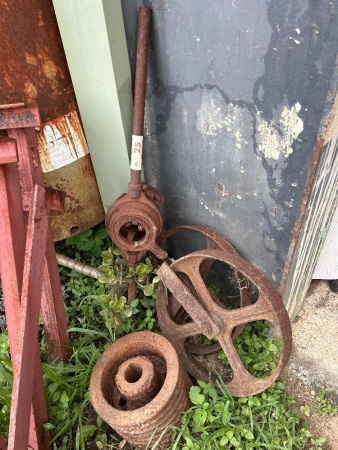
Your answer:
(156, 249), (292, 397)
(90, 332), (191, 449)
(158, 225), (251, 353)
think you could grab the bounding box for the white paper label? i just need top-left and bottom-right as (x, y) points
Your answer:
(37, 110), (88, 173)
(130, 135), (143, 170)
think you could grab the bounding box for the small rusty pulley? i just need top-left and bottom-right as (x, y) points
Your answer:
(106, 7), (166, 268)
(156, 249), (292, 397)
(90, 332), (191, 449)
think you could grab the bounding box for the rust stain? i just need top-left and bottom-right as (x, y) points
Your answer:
(216, 181), (233, 199)
(42, 60), (58, 81)
(272, 207), (278, 223)
(280, 138), (324, 293)
(25, 53), (38, 66)
(38, 9), (44, 27)
(36, 109), (88, 173)
(23, 81), (38, 102)
(45, 154), (104, 241)
(0, 0), (76, 122)
(216, 182), (249, 202)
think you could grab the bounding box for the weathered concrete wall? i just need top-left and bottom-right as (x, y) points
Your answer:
(122, 0), (338, 289)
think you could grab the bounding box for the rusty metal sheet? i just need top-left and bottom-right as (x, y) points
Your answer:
(0, 1), (104, 240)
(157, 249), (292, 397)
(90, 332), (191, 449)
(46, 154), (105, 241)
(0, 0), (75, 122)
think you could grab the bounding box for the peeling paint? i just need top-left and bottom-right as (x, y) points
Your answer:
(235, 130), (245, 149)
(256, 103), (304, 160)
(197, 90), (248, 148)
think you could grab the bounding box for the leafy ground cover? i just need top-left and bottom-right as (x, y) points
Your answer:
(0, 224), (336, 449)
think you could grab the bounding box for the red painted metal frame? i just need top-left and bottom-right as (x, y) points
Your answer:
(0, 140), (50, 449)
(8, 185), (49, 450)
(0, 435), (7, 450)
(4, 107), (71, 361)
(0, 104), (71, 449)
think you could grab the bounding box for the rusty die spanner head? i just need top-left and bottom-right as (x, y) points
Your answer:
(156, 249), (292, 397)
(105, 185), (166, 267)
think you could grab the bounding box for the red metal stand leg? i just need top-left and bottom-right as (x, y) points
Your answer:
(8, 125), (70, 362)
(0, 435), (7, 449)
(41, 230), (71, 361)
(0, 104), (72, 449)
(0, 144), (51, 449)
(8, 185), (49, 450)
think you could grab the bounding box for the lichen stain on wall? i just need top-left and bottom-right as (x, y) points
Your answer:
(196, 89), (247, 149)
(256, 102), (304, 160)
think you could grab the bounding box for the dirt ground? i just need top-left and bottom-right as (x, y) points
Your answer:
(281, 369), (338, 449)
(284, 280), (338, 450)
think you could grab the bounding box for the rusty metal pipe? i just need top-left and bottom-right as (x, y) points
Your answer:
(56, 253), (101, 279)
(55, 253), (126, 288)
(129, 7), (152, 199)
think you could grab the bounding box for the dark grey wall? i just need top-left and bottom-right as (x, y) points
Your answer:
(121, 0), (338, 288)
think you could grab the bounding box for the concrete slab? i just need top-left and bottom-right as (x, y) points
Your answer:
(288, 280), (338, 400)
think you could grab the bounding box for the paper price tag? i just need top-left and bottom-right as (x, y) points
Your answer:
(130, 135), (143, 170)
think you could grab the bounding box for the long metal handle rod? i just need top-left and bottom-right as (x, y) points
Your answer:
(130, 7), (152, 196)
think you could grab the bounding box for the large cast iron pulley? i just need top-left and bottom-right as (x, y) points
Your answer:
(156, 249), (292, 397)
(158, 225), (251, 351)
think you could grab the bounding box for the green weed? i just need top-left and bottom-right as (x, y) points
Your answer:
(315, 383), (338, 417)
(96, 247), (159, 336)
(169, 379), (325, 450)
(218, 320), (281, 378)
(42, 334), (113, 450)
(65, 226), (110, 259)
(0, 334), (11, 437)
